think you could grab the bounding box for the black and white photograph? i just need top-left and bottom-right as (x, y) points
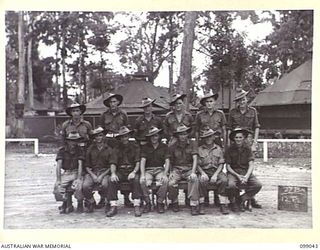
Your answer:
(3, 6), (314, 233)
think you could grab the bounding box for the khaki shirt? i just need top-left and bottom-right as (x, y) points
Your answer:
(61, 118), (92, 142)
(228, 106), (260, 131)
(164, 111), (194, 138)
(195, 109), (226, 134)
(198, 144), (224, 170)
(100, 108), (128, 133)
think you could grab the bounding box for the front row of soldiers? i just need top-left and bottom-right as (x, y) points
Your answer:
(54, 124), (262, 217)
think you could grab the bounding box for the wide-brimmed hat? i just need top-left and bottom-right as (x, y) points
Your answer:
(103, 93), (123, 107)
(140, 97), (156, 108)
(200, 92), (219, 106)
(145, 126), (162, 137)
(90, 127), (105, 138)
(229, 127), (249, 141)
(65, 102), (86, 116)
(173, 124), (192, 135)
(115, 126), (133, 138)
(200, 128), (220, 138)
(234, 89), (249, 102)
(65, 131), (83, 141)
(170, 93), (186, 106)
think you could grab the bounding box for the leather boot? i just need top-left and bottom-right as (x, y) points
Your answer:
(59, 201), (67, 214)
(143, 202), (151, 213)
(204, 196), (209, 207)
(220, 204), (229, 215)
(76, 200), (84, 213)
(106, 206), (117, 217)
(157, 203), (165, 214)
(191, 205), (199, 216)
(134, 206), (142, 217)
(198, 203), (205, 215)
(251, 198), (262, 209)
(214, 193), (220, 207)
(65, 193), (74, 213)
(172, 202), (179, 212)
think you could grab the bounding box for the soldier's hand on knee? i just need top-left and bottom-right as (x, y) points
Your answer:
(210, 175), (217, 184)
(189, 172), (197, 181)
(128, 171), (135, 180)
(140, 175), (146, 183)
(200, 173), (209, 182)
(110, 173), (119, 182)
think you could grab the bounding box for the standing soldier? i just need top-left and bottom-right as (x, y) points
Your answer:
(100, 92), (128, 138)
(164, 93), (194, 146)
(82, 127), (117, 214)
(228, 89), (262, 209)
(140, 126), (170, 214)
(61, 102), (92, 212)
(54, 132), (84, 214)
(133, 97), (163, 146)
(195, 91), (227, 207)
(195, 91), (227, 147)
(99, 92), (129, 208)
(197, 128), (230, 215)
(168, 125), (200, 216)
(108, 126), (143, 217)
(225, 128), (262, 212)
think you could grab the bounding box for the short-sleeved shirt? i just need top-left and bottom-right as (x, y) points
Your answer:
(164, 111), (194, 138)
(195, 109), (226, 134)
(85, 144), (117, 172)
(224, 143), (254, 175)
(169, 140), (197, 167)
(113, 141), (140, 172)
(134, 114), (163, 141)
(56, 146), (85, 171)
(100, 108), (128, 133)
(140, 142), (170, 169)
(61, 118), (92, 142)
(228, 106), (260, 131)
(198, 144), (224, 170)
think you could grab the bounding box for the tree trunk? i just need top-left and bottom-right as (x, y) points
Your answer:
(55, 35), (60, 105)
(16, 11), (26, 138)
(179, 11), (197, 110)
(61, 34), (67, 108)
(27, 36), (34, 109)
(168, 15), (174, 94)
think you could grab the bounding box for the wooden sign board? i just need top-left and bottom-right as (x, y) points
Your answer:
(278, 185), (308, 212)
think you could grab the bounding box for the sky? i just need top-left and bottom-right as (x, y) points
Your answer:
(37, 11), (274, 97)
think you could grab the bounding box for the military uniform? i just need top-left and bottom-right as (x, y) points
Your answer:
(168, 139), (200, 209)
(224, 143), (262, 207)
(61, 118), (92, 146)
(228, 106), (260, 132)
(82, 143), (117, 209)
(134, 114), (163, 142)
(140, 141), (170, 205)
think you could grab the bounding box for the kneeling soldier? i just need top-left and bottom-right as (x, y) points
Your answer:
(108, 126), (143, 217)
(82, 127), (117, 215)
(168, 125), (200, 215)
(225, 128), (262, 212)
(198, 128), (229, 215)
(55, 132), (84, 214)
(140, 126), (170, 213)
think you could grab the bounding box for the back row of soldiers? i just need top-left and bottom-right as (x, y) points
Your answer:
(54, 90), (262, 217)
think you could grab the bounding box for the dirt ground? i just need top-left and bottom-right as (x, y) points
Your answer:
(3, 152), (312, 229)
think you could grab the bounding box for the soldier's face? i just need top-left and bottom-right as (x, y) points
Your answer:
(150, 134), (160, 144)
(174, 99), (184, 112)
(205, 97), (216, 109)
(234, 133), (245, 146)
(237, 96), (248, 108)
(178, 132), (188, 142)
(109, 97), (120, 109)
(143, 104), (152, 114)
(120, 134), (130, 144)
(204, 135), (215, 145)
(67, 140), (77, 149)
(94, 133), (104, 143)
(71, 107), (81, 117)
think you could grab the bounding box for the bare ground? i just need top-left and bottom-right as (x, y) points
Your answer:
(3, 152), (312, 229)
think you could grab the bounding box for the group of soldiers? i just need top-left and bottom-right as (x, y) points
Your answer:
(54, 89), (262, 217)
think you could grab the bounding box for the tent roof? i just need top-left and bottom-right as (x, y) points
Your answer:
(251, 60), (312, 107)
(83, 80), (197, 115)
